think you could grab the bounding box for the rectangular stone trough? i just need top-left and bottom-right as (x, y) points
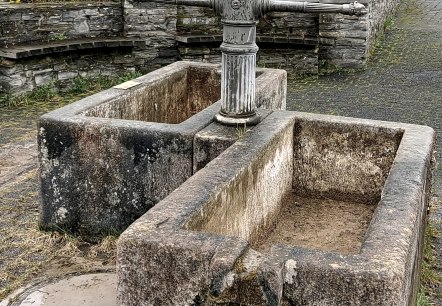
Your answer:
(38, 61), (286, 236)
(117, 111), (434, 306)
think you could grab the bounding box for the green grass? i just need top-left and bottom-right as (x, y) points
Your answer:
(418, 206), (442, 305)
(235, 123), (251, 140)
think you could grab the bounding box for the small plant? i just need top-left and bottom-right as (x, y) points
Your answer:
(384, 16), (395, 33)
(68, 75), (92, 94)
(418, 207), (442, 305)
(28, 83), (57, 102)
(51, 33), (67, 41)
(236, 123), (251, 140)
(417, 290), (430, 306)
(0, 83), (56, 107)
(115, 70), (143, 84)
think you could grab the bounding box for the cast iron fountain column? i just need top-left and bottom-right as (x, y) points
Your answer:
(147, 0), (367, 125)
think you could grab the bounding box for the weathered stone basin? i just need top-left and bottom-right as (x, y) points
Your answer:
(117, 111), (434, 306)
(38, 61), (286, 236)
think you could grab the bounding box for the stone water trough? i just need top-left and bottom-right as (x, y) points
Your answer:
(117, 111), (434, 306)
(38, 61), (286, 236)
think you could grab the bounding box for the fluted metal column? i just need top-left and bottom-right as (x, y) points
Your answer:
(215, 18), (261, 125)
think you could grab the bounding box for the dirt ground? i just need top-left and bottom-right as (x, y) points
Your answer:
(255, 192), (375, 254)
(0, 101), (118, 301)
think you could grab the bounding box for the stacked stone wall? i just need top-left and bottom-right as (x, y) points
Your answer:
(0, 3), (123, 48)
(0, 0), (401, 96)
(0, 48), (138, 94)
(319, 0), (400, 69)
(177, 6), (221, 35)
(124, 0), (179, 69)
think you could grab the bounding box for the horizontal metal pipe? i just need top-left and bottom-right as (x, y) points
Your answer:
(176, 0), (211, 6)
(134, 0), (211, 6)
(268, 0), (367, 15)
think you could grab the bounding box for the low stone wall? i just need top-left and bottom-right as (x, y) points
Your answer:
(0, 1), (179, 96)
(0, 47), (141, 94)
(0, 2), (123, 47)
(124, 0), (179, 68)
(0, 0), (400, 96)
(175, 0), (400, 71)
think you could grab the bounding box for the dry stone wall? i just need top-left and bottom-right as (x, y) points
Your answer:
(0, 48), (137, 94)
(319, 0), (400, 69)
(0, 0), (400, 95)
(124, 0), (179, 69)
(0, 3), (123, 47)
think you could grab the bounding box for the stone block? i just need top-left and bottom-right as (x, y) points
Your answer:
(73, 18), (90, 34)
(117, 111), (434, 306)
(57, 71), (78, 81)
(35, 72), (54, 86)
(39, 62), (287, 237)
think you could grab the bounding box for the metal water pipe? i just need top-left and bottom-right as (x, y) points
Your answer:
(143, 0), (367, 125)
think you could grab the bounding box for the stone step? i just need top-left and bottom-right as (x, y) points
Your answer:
(0, 38), (147, 59)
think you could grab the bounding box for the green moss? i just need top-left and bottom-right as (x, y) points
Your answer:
(419, 212), (442, 304)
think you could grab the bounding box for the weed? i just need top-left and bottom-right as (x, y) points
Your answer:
(68, 75), (92, 94)
(51, 33), (67, 41)
(417, 290), (431, 306)
(67, 71), (142, 95)
(384, 16), (395, 32)
(236, 123), (251, 140)
(418, 203), (442, 304)
(0, 83), (56, 107)
(28, 83), (57, 102)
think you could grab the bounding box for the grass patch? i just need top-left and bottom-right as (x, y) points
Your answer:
(235, 123), (251, 140)
(418, 201), (442, 305)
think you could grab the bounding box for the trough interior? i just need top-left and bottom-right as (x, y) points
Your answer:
(82, 66), (221, 124)
(187, 121), (403, 254)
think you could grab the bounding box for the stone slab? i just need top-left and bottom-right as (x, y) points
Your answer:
(0, 38), (146, 59)
(0, 273), (116, 306)
(176, 35), (319, 46)
(193, 109), (272, 173)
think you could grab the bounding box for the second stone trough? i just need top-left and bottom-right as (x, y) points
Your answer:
(38, 61), (286, 236)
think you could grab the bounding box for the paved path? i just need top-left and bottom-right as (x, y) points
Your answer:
(287, 0), (442, 302)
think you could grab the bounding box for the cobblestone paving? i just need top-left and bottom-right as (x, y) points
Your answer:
(287, 0), (442, 302)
